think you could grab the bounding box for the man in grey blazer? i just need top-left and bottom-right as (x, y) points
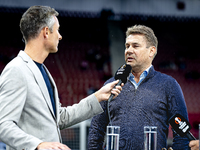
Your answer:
(0, 6), (123, 150)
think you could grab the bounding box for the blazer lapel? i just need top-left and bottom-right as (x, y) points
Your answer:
(18, 51), (56, 120)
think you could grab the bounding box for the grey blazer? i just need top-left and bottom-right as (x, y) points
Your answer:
(0, 51), (103, 150)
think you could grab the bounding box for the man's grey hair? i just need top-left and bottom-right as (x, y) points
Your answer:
(20, 5), (59, 43)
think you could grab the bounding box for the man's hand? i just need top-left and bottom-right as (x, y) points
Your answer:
(189, 140), (199, 150)
(94, 80), (123, 102)
(37, 142), (71, 150)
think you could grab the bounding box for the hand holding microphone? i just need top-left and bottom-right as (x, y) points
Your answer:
(94, 80), (123, 102)
(189, 140), (199, 150)
(108, 64), (132, 102)
(95, 64), (131, 103)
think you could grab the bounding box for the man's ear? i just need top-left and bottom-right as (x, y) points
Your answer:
(149, 46), (156, 58)
(43, 27), (49, 39)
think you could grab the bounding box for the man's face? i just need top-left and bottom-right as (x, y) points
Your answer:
(125, 34), (153, 72)
(47, 16), (62, 53)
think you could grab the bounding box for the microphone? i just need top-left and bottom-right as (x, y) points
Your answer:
(108, 64), (132, 102)
(169, 113), (196, 141)
(107, 64), (131, 126)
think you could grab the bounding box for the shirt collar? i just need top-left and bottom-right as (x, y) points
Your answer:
(145, 65), (152, 74)
(130, 65), (152, 78)
(128, 65), (152, 88)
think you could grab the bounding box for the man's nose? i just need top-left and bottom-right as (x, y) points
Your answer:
(126, 46), (134, 54)
(59, 34), (62, 40)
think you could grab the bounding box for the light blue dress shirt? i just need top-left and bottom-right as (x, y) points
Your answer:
(129, 65), (152, 89)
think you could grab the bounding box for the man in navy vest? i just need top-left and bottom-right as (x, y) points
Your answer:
(88, 25), (190, 150)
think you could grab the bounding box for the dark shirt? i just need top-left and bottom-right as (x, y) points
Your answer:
(88, 66), (190, 150)
(34, 61), (56, 116)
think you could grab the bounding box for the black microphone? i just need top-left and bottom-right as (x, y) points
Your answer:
(107, 64), (131, 126)
(108, 64), (132, 102)
(169, 113), (196, 141)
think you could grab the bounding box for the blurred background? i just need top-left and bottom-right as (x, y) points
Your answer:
(0, 0), (200, 149)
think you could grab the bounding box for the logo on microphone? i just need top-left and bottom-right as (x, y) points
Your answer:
(121, 64), (126, 68)
(116, 64), (126, 75)
(174, 117), (189, 133)
(114, 64), (131, 84)
(169, 113), (191, 137)
(175, 117), (181, 124)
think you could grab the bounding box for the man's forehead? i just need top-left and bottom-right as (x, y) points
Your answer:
(126, 34), (145, 43)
